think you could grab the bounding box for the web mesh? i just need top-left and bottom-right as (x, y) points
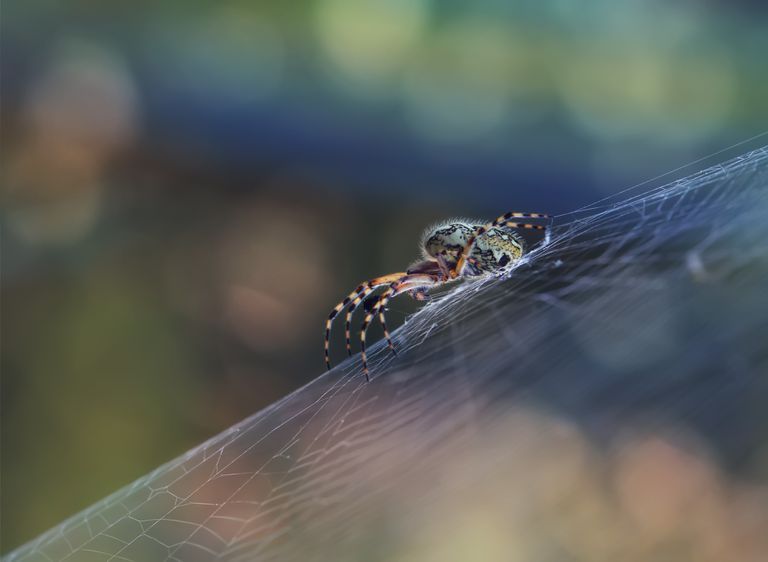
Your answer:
(7, 146), (768, 561)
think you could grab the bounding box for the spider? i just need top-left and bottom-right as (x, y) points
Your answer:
(325, 210), (550, 381)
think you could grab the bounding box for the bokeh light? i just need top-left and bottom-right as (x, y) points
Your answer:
(315, 0), (431, 94)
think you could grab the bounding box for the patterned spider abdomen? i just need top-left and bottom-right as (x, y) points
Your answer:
(422, 222), (526, 275)
(469, 226), (526, 274)
(422, 222), (475, 264)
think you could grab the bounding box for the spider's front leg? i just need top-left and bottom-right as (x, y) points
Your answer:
(325, 272), (407, 370)
(360, 272), (439, 380)
(362, 286), (399, 358)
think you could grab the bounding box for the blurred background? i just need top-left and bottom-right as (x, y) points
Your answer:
(2, 0), (767, 554)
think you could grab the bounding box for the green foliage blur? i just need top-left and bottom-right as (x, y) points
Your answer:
(2, 0), (767, 553)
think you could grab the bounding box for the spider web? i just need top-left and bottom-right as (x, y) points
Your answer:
(7, 144), (768, 561)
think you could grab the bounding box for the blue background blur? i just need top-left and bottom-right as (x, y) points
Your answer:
(2, 0), (767, 552)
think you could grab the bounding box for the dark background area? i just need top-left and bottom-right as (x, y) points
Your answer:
(2, 0), (767, 553)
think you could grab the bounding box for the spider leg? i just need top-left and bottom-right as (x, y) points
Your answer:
(360, 273), (438, 381)
(346, 285), (406, 358)
(355, 291), (399, 358)
(435, 253), (452, 278)
(360, 283), (400, 382)
(451, 212), (549, 278)
(378, 305), (398, 358)
(409, 287), (431, 301)
(344, 287), (375, 356)
(325, 272), (406, 370)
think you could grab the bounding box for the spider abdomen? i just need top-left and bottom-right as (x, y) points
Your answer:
(421, 221), (525, 275)
(466, 226), (526, 274)
(421, 222), (475, 265)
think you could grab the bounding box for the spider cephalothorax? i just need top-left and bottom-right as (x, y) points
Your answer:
(325, 210), (550, 380)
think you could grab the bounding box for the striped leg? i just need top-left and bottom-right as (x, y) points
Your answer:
(326, 285), (367, 370)
(451, 211), (549, 278)
(378, 306), (397, 357)
(325, 273), (406, 370)
(345, 286), (402, 359)
(344, 287), (375, 356)
(360, 283), (400, 382)
(360, 274), (438, 381)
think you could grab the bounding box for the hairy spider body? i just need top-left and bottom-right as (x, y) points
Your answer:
(325, 210), (550, 380)
(426, 222), (527, 275)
